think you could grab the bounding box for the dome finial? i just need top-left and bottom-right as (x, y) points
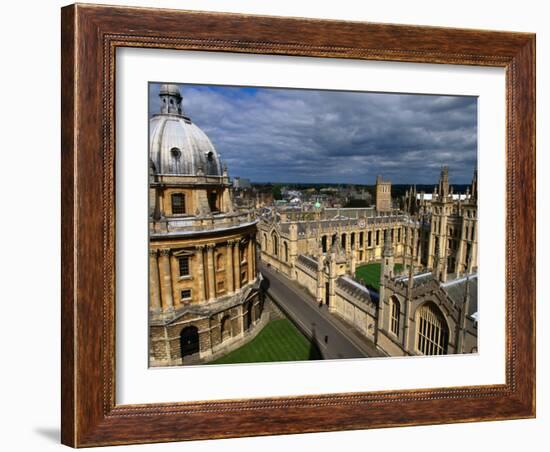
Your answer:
(158, 84), (184, 115)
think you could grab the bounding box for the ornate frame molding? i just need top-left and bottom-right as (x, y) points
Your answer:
(61, 4), (535, 447)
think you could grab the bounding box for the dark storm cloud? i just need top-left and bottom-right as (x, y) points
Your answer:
(148, 83), (477, 184)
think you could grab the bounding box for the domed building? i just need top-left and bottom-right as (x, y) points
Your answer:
(148, 84), (264, 366)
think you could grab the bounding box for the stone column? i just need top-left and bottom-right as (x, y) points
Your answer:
(195, 245), (206, 301)
(416, 228), (422, 266)
(206, 244), (216, 300)
(350, 246), (356, 275)
(316, 258), (324, 304)
(439, 210), (449, 282)
(238, 304), (245, 337)
(247, 237), (254, 284)
(226, 241), (235, 293)
(427, 227), (435, 269)
(149, 249), (161, 313)
(233, 240), (241, 291)
(469, 230), (478, 273)
(456, 221), (466, 275)
(251, 236), (256, 277)
(158, 249), (173, 312)
(328, 275), (336, 313)
(158, 190), (165, 219)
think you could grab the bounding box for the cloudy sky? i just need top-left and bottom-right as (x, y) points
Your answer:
(149, 83), (477, 185)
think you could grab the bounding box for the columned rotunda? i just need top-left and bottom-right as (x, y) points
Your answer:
(148, 84), (265, 366)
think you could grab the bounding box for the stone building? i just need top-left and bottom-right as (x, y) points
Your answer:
(148, 84), (265, 366)
(375, 175), (392, 211)
(403, 167), (478, 281)
(376, 235), (478, 356)
(258, 168), (478, 356)
(259, 206), (412, 280)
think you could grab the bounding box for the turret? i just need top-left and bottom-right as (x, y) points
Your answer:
(381, 233), (394, 280)
(159, 84), (184, 115)
(470, 169), (478, 200)
(438, 166), (450, 199)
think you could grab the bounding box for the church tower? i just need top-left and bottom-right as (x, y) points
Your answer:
(427, 167), (452, 281)
(375, 175), (392, 212)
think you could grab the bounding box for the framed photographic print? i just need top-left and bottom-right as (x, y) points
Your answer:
(61, 3), (536, 447)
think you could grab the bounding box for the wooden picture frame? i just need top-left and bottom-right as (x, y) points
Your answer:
(61, 3), (535, 447)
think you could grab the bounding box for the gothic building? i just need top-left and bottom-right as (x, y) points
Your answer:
(376, 235), (478, 356)
(258, 168), (478, 356)
(375, 175), (392, 211)
(403, 167), (478, 281)
(148, 84), (265, 366)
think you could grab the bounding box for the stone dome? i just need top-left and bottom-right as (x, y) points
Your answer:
(149, 84), (223, 176)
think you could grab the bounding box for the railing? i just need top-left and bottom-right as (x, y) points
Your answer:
(150, 211), (256, 234)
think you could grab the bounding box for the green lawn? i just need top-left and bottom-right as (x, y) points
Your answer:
(355, 262), (403, 291)
(210, 318), (322, 365)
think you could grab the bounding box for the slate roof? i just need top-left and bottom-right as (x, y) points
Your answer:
(296, 254), (318, 272)
(337, 276), (376, 304)
(394, 271), (434, 288)
(442, 275), (478, 316)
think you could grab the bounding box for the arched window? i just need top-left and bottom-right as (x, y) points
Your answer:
(272, 233), (279, 256)
(263, 233), (268, 250)
(415, 302), (449, 355)
(321, 235), (327, 253)
(180, 326), (199, 358)
(390, 296), (400, 336)
(208, 191), (218, 212)
(171, 193), (186, 214)
(170, 147), (182, 172)
(284, 242), (289, 262)
(205, 151), (216, 175)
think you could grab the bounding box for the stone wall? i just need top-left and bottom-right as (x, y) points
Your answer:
(149, 289), (267, 366)
(332, 277), (377, 342)
(294, 259), (318, 299)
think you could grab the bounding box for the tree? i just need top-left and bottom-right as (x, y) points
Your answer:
(272, 185), (282, 200)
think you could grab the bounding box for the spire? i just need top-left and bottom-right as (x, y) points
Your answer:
(438, 166), (450, 198)
(470, 169), (478, 200)
(158, 84), (184, 115)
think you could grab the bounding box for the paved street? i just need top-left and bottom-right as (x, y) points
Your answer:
(260, 264), (382, 360)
